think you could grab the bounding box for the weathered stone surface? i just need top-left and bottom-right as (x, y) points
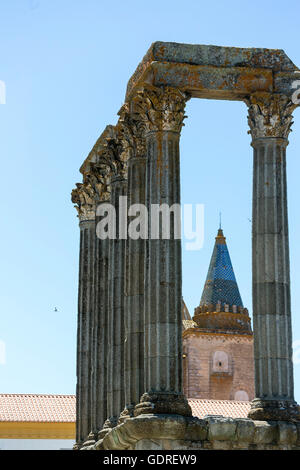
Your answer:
(123, 153), (146, 416)
(246, 92), (300, 422)
(249, 399), (300, 422)
(184, 417), (208, 441)
(126, 42), (299, 101)
(207, 416), (237, 441)
(212, 440), (233, 450)
(106, 178), (127, 426)
(133, 86), (191, 417)
(147, 42), (298, 71)
(92, 415), (300, 450)
(80, 125), (115, 176)
(296, 423), (300, 446)
(91, 231), (109, 436)
(135, 439), (163, 450)
(278, 421), (297, 445)
(74, 217), (96, 447)
(151, 63), (273, 100)
(253, 421), (277, 444)
(236, 418), (255, 442)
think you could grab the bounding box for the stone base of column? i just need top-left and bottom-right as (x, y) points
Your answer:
(81, 431), (97, 447)
(248, 398), (300, 422)
(97, 417), (119, 439)
(97, 429), (110, 440)
(134, 392), (192, 417)
(72, 443), (81, 450)
(80, 436), (96, 449)
(118, 405), (135, 424)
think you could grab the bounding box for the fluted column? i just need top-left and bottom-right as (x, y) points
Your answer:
(71, 183), (96, 448)
(84, 164), (111, 443)
(133, 86), (192, 416)
(123, 156), (146, 416)
(104, 176), (127, 428)
(246, 92), (299, 421)
(118, 105), (147, 418)
(91, 210), (109, 439)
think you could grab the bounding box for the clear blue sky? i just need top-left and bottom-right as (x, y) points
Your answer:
(1, 0), (300, 402)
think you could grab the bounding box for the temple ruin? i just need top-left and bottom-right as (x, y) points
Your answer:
(71, 42), (300, 450)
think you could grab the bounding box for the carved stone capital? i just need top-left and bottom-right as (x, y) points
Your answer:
(97, 131), (128, 179)
(84, 162), (111, 203)
(71, 182), (97, 221)
(130, 85), (190, 134)
(117, 102), (146, 158)
(245, 92), (297, 140)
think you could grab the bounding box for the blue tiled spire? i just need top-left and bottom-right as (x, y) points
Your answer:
(200, 228), (243, 309)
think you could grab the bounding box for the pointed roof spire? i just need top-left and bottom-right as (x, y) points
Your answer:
(200, 227), (243, 309)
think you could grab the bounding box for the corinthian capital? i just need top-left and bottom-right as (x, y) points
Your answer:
(84, 162), (111, 203)
(130, 85), (190, 134)
(245, 92), (297, 140)
(117, 102), (146, 158)
(98, 131), (128, 180)
(71, 182), (97, 221)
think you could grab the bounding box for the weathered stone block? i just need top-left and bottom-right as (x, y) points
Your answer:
(135, 439), (163, 450)
(207, 417), (237, 441)
(212, 440), (233, 450)
(296, 423), (300, 446)
(253, 421), (278, 444)
(184, 417), (208, 441)
(278, 421), (297, 445)
(236, 418), (255, 442)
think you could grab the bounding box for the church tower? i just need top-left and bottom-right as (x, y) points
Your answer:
(182, 228), (254, 401)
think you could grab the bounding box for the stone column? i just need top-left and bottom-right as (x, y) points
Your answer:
(84, 164), (111, 443)
(118, 104), (147, 418)
(103, 175), (127, 429)
(71, 183), (97, 448)
(92, 134), (129, 437)
(91, 209), (109, 440)
(246, 92), (299, 421)
(133, 86), (192, 416)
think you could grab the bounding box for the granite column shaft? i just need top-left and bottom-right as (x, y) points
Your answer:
(76, 217), (95, 445)
(90, 202), (109, 439)
(247, 92), (299, 421)
(106, 177), (127, 427)
(123, 155), (146, 416)
(133, 86), (191, 416)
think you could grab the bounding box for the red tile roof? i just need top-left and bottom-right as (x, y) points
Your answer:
(189, 398), (250, 419)
(0, 394), (76, 423)
(0, 394), (250, 422)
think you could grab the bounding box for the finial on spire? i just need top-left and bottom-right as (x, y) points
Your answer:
(216, 213), (225, 241)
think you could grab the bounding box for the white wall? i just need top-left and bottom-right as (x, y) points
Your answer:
(0, 439), (74, 450)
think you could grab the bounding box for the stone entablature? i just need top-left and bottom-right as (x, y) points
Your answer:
(125, 42), (299, 101)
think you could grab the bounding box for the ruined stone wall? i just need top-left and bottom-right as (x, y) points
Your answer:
(183, 332), (254, 401)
